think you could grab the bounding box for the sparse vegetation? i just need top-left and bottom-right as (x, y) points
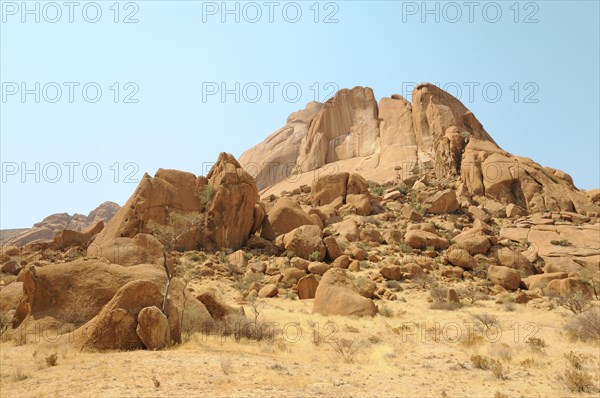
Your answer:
(550, 239), (572, 247)
(308, 251), (321, 261)
(413, 273), (436, 289)
(148, 210), (205, 315)
(378, 305), (393, 317)
(552, 290), (593, 314)
(0, 312), (13, 337)
(196, 184), (216, 209)
(560, 352), (595, 393)
(564, 307), (600, 341)
(329, 338), (366, 364)
(525, 337), (546, 352)
(471, 314), (498, 331)
(45, 352), (58, 367)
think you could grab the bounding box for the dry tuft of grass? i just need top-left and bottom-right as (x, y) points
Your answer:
(45, 352), (58, 367)
(220, 358), (233, 375)
(525, 337), (546, 352)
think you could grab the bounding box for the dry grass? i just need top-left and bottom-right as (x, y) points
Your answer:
(1, 280), (599, 397)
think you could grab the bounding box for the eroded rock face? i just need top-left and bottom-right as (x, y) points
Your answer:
(297, 87), (380, 173)
(3, 202), (119, 247)
(238, 101), (323, 191)
(92, 153), (263, 259)
(241, 84), (598, 217)
(206, 153), (261, 249)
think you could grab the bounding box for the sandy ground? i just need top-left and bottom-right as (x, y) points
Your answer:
(1, 286), (599, 398)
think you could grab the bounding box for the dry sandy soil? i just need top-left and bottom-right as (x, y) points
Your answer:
(1, 285), (599, 398)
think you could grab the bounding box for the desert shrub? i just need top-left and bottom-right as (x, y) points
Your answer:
(471, 313), (499, 331)
(370, 186), (385, 196)
(187, 252), (203, 262)
(460, 331), (483, 348)
(368, 335), (382, 344)
(379, 305), (393, 317)
(308, 251), (321, 261)
(460, 131), (471, 139)
(413, 273), (436, 289)
(386, 280), (401, 289)
(503, 301), (516, 312)
(564, 351), (585, 370)
(471, 355), (507, 379)
(286, 290), (298, 300)
(564, 307), (600, 342)
(62, 293), (100, 327)
(430, 286), (447, 302)
(196, 184), (216, 208)
(471, 354), (491, 369)
(0, 312), (13, 337)
(45, 352), (58, 367)
(239, 273), (264, 290)
(429, 286), (461, 310)
(525, 337), (546, 352)
(344, 324), (360, 333)
(553, 291), (593, 314)
(559, 351), (595, 393)
(495, 343), (513, 363)
(396, 184), (410, 195)
(460, 286), (486, 305)
(491, 360), (508, 380)
(398, 242), (414, 254)
(562, 368), (595, 393)
(520, 358), (535, 368)
(329, 338), (366, 364)
(550, 239), (571, 247)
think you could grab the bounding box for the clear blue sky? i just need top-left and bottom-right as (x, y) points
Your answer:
(1, 0), (599, 229)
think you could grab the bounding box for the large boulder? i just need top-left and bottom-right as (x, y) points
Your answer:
(404, 230), (450, 250)
(452, 228), (491, 255)
(89, 233), (164, 266)
(546, 278), (592, 298)
(12, 260), (165, 329)
(275, 225), (326, 260)
(523, 272), (569, 290)
(1, 260), (22, 275)
(205, 153), (262, 249)
(312, 268), (377, 317)
(424, 190), (459, 214)
(488, 265), (521, 291)
(261, 197), (316, 240)
(446, 247), (476, 270)
(0, 282), (24, 312)
(493, 247), (535, 277)
(310, 172), (370, 207)
(297, 274), (320, 299)
(80, 280), (168, 351)
(136, 306), (171, 350)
